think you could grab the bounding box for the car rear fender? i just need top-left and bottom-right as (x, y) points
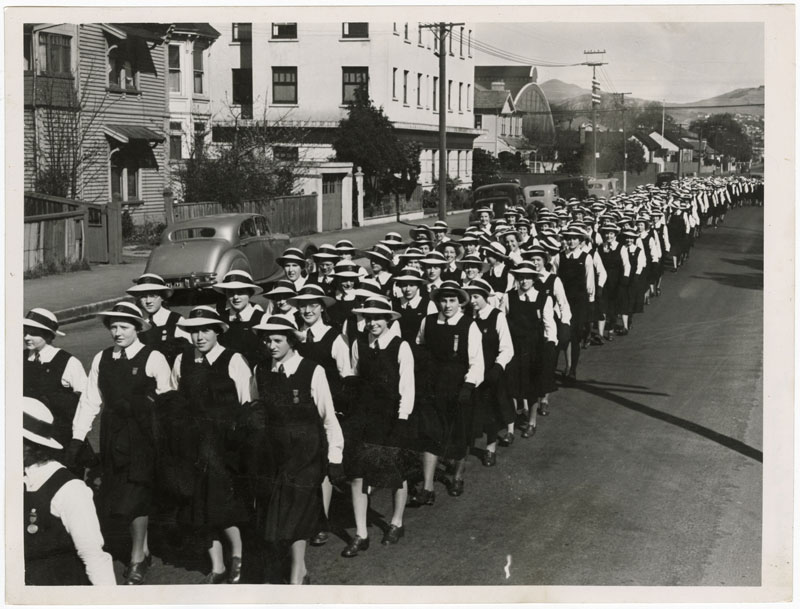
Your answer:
(216, 250), (251, 278)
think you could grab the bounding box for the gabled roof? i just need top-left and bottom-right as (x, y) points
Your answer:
(170, 23), (221, 39)
(474, 89), (515, 114)
(103, 23), (171, 41)
(631, 131), (661, 151)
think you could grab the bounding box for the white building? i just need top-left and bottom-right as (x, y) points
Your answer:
(206, 22), (479, 190)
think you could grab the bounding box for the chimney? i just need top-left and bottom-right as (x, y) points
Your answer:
(490, 81), (506, 92)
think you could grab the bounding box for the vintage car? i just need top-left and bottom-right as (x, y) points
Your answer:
(523, 184), (560, 212)
(144, 213), (315, 291)
(469, 182), (526, 222)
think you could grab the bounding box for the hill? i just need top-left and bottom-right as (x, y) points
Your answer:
(668, 86), (764, 123)
(539, 79), (591, 104)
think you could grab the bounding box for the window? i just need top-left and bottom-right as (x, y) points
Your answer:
(458, 82), (463, 111)
(404, 23), (409, 40)
(342, 23), (368, 38)
(192, 43), (205, 94)
(342, 67), (368, 103)
(271, 23), (297, 40)
(232, 23), (252, 42)
(426, 75), (430, 107)
(447, 80), (452, 111)
(416, 73), (422, 106)
(460, 27), (464, 57)
(169, 121), (182, 160)
(110, 151), (139, 202)
(194, 122), (206, 155)
(474, 115), (483, 129)
(433, 76), (438, 111)
(232, 68), (253, 105)
(272, 67), (297, 104)
(273, 146), (299, 162)
(168, 45), (181, 93)
(239, 218), (257, 238)
(403, 70), (409, 105)
(467, 84), (471, 111)
(38, 32), (71, 76)
(468, 30), (472, 56)
(418, 24), (423, 45)
(456, 151), (461, 177)
(500, 117), (506, 136)
(448, 26), (453, 55)
(107, 42), (137, 91)
(392, 68), (397, 99)
(393, 22), (398, 35)
(24, 31), (32, 70)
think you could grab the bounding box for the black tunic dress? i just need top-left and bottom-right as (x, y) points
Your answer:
(557, 252), (589, 328)
(24, 467), (90, 585)
(505, 291), (543, 401)
(418, 314), (473, 460)
(252, 358), (325, 543)
(598, 243), (623, 319)
(472, 308), (514, 439)
(139, 310), (189, 367)
(23, 349), (79, 449)
(218, 308), (265, 370)
(176, 348), (251, 529)
(350, 336), (416, 489)
(97, 346), (157, 520)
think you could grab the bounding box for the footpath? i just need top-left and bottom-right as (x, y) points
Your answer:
(23, 211), (470, 325)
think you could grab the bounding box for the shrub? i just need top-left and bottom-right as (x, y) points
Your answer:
(24, 258), (91, 280)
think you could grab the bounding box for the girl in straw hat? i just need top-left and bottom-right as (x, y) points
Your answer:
(213, 271), (266, 370)
(73, 302), (172, 585)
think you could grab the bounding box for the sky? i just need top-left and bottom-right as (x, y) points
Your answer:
(475, 22), (764, 104)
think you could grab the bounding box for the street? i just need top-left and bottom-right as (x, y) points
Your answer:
(56, 206), (762, 586)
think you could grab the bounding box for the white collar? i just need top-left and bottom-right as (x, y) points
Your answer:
(113, 340), (144, 359)
(304, 318), (330, 339)
(272, 352), (302, 375)
(228, 303), (257, 321)
(27, 344), (58, 363)
(401, 293), (422, 308)
(437, 311), (465, 326)
(149, 306), (171, 325)
(368, 331), (395, 349)
(24, 461), (65, 492)
(196, 342), (225, 364)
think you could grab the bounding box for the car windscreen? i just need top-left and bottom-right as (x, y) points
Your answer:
(588, 182), (605, 190)
(528, 190), (545, 197)
(170, 227), (216, 240)
(475, 186), (515, 200)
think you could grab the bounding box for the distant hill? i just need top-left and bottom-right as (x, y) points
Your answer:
(539, 79), (591, 104)
(668, 86), (764, 122)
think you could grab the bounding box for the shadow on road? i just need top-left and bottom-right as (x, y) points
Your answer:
(571, 379), (763, 463)
(691, 272), (763, 291)
(719, 257), (764, 271)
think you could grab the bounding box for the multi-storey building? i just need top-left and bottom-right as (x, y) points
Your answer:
(206, 21), (479, 189)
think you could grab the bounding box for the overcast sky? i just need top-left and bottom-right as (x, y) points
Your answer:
(474, 22), (764, 104)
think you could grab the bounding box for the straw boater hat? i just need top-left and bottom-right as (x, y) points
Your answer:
(352, 296), (401, 321)
(510, 260), (538, 276)
(178, 305), (230, 333)
(312, 244), (340, 262)
(335, 239), (357, 255)
(213, 270), (264, 296)
(524, 245), (549, 260)
(277, 247), (306, 267)
(457, 231), (481, 245)
(621, 229), (639, 241)
(365, 244), (394, 267)
(409, 225), (434, 243)
(430, 280), (469, 306)
(430, 220), (449, 233)
(456, 253), (488, 272)
(398, 247), (424, 261)
(380, 232), (406, 248)
(288, 284), (336, 308)
(436, 239), (463, 256)
(97, 302), (151, 332)
(463, 278), (494, 300)
(474, 206), (493, 217)
(354, 278), (383, 299)
(481, 241), (508, 261)
(24, 308), (65, 337)
(127, 273), (174, 298)
(264, 279), (297, 301)
(420, 251), (447, 267)
(23, 397), (63, 450)
(600, 223), (621, 234)
(394, 267), (426, 284)
(251, 313), (305, 340)
(333, 260), (362, 280)
(561, 226), (585, 240)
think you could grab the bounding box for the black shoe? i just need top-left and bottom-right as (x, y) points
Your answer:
(302, 574), (311, 585)
(341, 535), (370, 558)
(408, 488), (435, 507)
(448, 479), (464, 497)
(521, 424), (537, 439)
(381, 525), (405, 545)
(482, 450), (497, 467)
(203, 570), (227, 584)
(537, 403), (550, 416)
(227, 556), (242, 584)
(590, 335), (604, 346)
(497, 431), (514, 447)
(124, 555), (152, 585)
(310, 530), (329, 546)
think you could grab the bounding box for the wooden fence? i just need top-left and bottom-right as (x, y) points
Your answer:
(174, 195), (318, 235)
(364, 185), (424, 219)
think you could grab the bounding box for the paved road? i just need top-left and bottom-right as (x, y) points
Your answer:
(54, 206), (763, 586)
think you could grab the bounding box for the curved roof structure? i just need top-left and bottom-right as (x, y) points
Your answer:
(514, 82), (555, 146)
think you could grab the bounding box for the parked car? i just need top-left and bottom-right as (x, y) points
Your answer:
(144, 213), (314, 292)
(587, 177), (620, 199)
(656, 171), (678, 186)
(552, 176), (589, 201)
(523, 184), (560, 212)
(469, 183), (526, 222)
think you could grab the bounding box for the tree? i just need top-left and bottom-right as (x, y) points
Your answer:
(689, 113), (752, 163)
(333, 87), (415, 206)
(633, 102), (675, 135)
(471, 148), (501, 188)
(498, 151), (527, 172)
(597, 136), (647, 174)
(176, 103), (308, 207)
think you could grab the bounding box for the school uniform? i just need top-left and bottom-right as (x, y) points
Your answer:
(138, 307), (191, 366)
(219, 303), (265, 370)
(554, 249), (595, 375)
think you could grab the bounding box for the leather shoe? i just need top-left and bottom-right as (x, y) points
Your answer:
(124, 555), (151, 585)
(310, 530), (329, 546)
(302, 574), (311, 585)
(521, 424), (537, 439)
(497, 432), (514, 447)
(381, 525), (405, 545)
(408, 488), (435, 507)
(341, 535), (369, 558)
(227, 556), (242, 584)
(482, 451), (497, 467)
(537, 402), (550, 416)
(448, 478), (464, 497)
(203, 570), (227, 584)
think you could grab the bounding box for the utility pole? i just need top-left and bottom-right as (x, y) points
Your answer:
(615, 92), (632, 193)
(421, 22), (463, 221)
(697, 125), (703, 176)
(677, 123), (683, 178)
(583, 50), (606, 179)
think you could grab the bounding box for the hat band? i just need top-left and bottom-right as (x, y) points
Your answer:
(25, 311), (58, 333)
(189, 308), (223, 322)
(136, 276), (166, 287)
(264, 316), (299, 330)
(362, 300), (393, 312)
(111, 303), (138, 315)
(223, 273), (253, 285)
(23, 412), (56, 442)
